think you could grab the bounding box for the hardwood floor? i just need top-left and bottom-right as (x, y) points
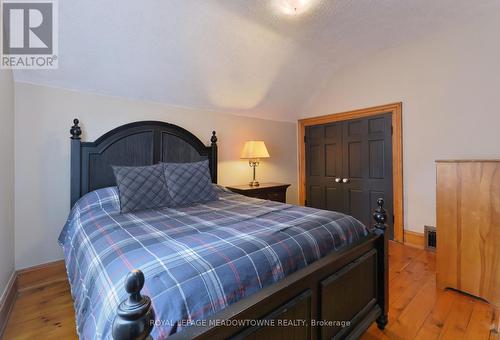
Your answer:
(362, 242), (499, 340)
(3, 242), (499, 339)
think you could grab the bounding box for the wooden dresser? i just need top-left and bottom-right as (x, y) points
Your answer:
(436, 160), (500, 326)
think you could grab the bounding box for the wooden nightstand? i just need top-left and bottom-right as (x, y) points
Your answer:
(226, 183), (290, 203)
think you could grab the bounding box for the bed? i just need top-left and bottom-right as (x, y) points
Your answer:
(63, 119), (388, 339)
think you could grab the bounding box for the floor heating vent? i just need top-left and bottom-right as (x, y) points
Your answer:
(424, 225), (436, 251)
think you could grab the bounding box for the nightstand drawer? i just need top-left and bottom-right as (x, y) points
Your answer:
(266, 191), (285, 202)
(251, 191), (285, 202)
(226, 183), (290, 203)
(251, 193), (269, 200)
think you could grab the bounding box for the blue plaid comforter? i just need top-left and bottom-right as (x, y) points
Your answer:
(59, 186), (368, 339)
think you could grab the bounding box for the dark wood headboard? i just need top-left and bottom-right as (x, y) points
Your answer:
(70, 119), (218, 207)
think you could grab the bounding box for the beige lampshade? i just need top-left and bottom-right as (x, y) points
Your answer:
(240, 141), (270, 159)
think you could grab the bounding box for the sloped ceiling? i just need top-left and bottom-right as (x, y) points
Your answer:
(13, 0), (500, 121)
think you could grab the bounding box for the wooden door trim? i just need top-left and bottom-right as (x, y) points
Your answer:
(298, 102), (404, 243)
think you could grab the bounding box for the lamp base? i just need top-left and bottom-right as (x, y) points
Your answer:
(249, 180), (260, 187)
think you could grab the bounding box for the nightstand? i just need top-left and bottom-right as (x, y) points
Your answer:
(226, 182), (291, 203)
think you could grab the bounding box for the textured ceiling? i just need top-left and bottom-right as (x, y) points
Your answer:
(13, 0), (500, 121)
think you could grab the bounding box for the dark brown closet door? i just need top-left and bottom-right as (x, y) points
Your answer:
(305, 122), (343, 211)
(341, 114), (393, 238)
(305, 113), (394, 238)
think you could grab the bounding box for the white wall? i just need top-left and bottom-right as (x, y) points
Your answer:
(302, 11), (500, 233)
(14, 82), (298, 269)
(0, 70), (15, 299)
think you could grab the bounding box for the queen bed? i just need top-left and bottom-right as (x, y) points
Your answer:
(62, 119), (388, 339)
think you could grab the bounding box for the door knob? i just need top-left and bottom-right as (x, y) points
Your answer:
(334, 178), (341, 183)
(342, 178), (350, 183)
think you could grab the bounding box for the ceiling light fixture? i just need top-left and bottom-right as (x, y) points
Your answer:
(275, 0), (317, 16)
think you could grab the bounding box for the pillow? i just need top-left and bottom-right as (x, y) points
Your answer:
(163, 160), (218, 206)
(112, 164), (172, 213)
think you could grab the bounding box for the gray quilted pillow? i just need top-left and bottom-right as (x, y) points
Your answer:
(163, 160), (218, 206)
(112, 164), (172, 213)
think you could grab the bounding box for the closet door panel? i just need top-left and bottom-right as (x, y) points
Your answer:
(305, 123), (343, 211)
(305, 113), (393, 238)
(341, 114), (393, 236)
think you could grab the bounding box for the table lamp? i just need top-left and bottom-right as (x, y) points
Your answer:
(240, 141), (270, 187)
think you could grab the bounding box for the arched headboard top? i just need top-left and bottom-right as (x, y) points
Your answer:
(70, 119), (218, 207)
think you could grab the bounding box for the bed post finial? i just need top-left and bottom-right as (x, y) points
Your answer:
(70, 118), (82, 140)
(210, 131), (218, 184)
(373, 197), (389, 330)
(112, 270), (155, 340)
(70, 119), (82, 207)
(373, 198), (387, 230)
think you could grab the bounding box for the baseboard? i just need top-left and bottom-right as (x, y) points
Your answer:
(0, 272), (18, 337)
(404, 230), (425, 249)
(17, 260), (67, 293)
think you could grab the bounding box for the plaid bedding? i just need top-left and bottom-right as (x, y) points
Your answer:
(59, 186), (368, 339)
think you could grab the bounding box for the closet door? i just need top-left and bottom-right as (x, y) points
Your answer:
(305, 113), (394, 238)
(341, 114), (393, 237)
(305, 122), (343, 211)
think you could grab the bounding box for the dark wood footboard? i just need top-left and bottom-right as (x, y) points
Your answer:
(113, 199), (389, 340)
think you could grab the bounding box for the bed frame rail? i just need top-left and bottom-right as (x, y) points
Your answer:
(112, 199), (389, 340)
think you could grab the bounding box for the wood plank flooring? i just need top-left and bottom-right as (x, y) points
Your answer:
(362, 242), (499, 340)
(3, 280), (77, 340)
(3, 242), (499, 339)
